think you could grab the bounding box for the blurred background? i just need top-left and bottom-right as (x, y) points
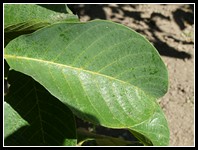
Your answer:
(68, 4), (194, 146)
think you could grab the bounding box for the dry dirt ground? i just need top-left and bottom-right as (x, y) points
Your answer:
(68, 4), (194, 146)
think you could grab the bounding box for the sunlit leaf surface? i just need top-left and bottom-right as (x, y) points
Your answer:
(5, 20), (169, 145)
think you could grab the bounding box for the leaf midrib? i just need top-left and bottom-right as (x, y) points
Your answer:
(5, 54), (153, 97)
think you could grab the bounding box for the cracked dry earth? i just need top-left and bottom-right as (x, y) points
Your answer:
(69, 4), (194, 146)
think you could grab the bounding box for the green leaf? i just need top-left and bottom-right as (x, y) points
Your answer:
(77, 128), (143, 146)
(4, 20), (169, 145)
(4, 70), (77, 146)
(129, 105), (169, 146)
(4, 4), (79, 31)
(4, 101), (29, 140)
(4, 4), (79, 45)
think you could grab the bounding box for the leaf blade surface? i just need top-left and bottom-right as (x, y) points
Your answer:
(5, 20), (169, 145)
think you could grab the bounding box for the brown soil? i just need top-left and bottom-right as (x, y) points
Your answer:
(69, 4), (194, 146)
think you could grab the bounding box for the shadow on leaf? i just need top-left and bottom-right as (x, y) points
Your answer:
(4, 70), (98, 146)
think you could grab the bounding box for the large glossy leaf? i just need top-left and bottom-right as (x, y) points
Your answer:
(4, 70), (77, 146)
(4, 20), (169, 145)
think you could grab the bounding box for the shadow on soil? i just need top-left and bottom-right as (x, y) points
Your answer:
(68, 4), (193, 60)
